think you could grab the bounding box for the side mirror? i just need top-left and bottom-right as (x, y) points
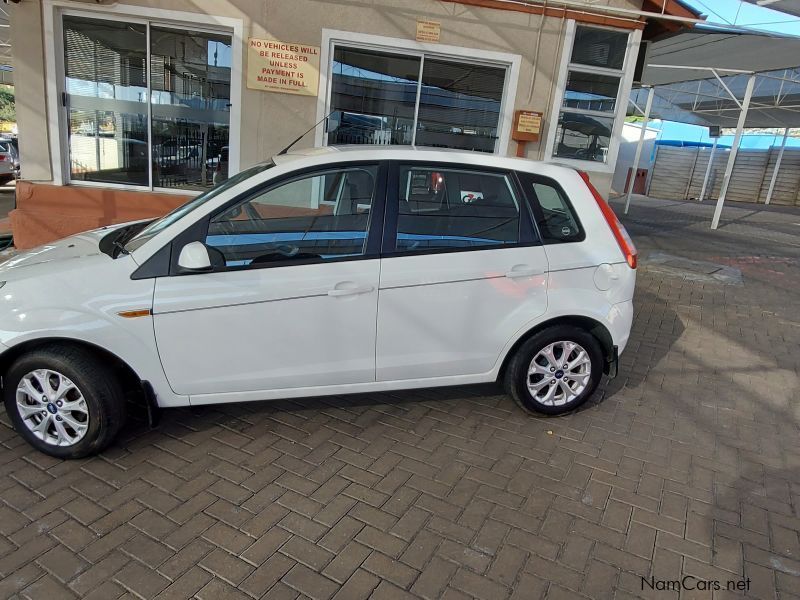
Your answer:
(177, 241), (213, 273)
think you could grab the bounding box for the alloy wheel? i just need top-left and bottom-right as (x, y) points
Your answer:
(527, 340), (592, 406)
(16, 369), (89, 447)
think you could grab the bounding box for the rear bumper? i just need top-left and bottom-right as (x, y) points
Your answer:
(609, 299), (634, 355)
(604, 345), (619, 379)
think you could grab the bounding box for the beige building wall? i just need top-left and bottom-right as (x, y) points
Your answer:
(9, 0), (52, 182)
(10, 0), (644, 194)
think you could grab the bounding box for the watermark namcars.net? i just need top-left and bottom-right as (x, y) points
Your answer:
(642, 576), (751, 593)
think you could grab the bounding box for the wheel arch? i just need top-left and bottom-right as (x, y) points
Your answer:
(497, 315), (616, 382)
(0, 337), (143, 393)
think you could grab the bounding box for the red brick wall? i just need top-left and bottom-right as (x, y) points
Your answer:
(10, 182), (191, 249)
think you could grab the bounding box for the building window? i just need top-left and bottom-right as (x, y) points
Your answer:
(552, 25), (630, 164)
(62, 14), (232, 191)
(326, 45), (507, 153)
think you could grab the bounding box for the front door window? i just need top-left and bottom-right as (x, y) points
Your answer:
(206, 166), (379, 268)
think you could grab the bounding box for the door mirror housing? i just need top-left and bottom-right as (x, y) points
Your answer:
(177, 241), (213, 272)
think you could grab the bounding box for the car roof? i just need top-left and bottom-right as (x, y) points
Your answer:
(271, 145), (578, 178)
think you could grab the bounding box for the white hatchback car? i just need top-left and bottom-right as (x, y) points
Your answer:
(0, 147), (636, 458)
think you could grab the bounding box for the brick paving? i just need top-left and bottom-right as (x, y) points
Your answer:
(0, 196), (799, 599)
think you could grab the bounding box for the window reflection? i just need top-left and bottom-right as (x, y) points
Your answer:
(554, 112), (612, 163)
(150, 26), (232, 191)
(563, 71), (619, 113)
(552, 25), (629, 164)
(416, 59), (504, 153)
(62, 16), (232, 190)
(64, 17), (149, 186)
(570, 26), (628, 70)
(327, 47), (506, 153)
(328, 48), (420, 146)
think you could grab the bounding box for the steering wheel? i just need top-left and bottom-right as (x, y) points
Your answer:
(268, 243), (300, 257)
(248, 243), (301, 265)
(244, 202), (261, 222)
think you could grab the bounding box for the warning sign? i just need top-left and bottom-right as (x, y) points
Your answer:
(416, 19), (441, 43)
(246, 38), (320, 96)
(517, 112), (542, 135)
(512, 110), (544, 142)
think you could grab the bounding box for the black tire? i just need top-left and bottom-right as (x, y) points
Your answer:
(3, 345), (126, 458)
(504, 325), (604, 415)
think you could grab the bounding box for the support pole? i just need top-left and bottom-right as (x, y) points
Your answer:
(765, 126), (789, 205)
(711, 74), (756, 230)
(698, 138), (717, 202)
(625, 86), (654, 214)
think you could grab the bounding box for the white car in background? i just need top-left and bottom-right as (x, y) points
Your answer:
(0, 147), (636, 458)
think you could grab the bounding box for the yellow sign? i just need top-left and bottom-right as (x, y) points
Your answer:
(517, 112), (542, 135)
(416, 19), (441, 43)
(247, 38), (320, 96)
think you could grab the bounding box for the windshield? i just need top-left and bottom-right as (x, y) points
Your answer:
(125, 161), (275, 252)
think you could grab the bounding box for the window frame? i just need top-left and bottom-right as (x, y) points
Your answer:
(544, 20), (642, 173)
(381, 160), (540, 258)
(164, 160), (389, 276)
(315, 29), (522, 156)
(43, 1), (243, 193)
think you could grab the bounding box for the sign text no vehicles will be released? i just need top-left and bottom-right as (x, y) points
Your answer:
(247, 38), (321, 96)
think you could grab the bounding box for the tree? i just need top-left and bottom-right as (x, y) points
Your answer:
(0, 86), (14, 123)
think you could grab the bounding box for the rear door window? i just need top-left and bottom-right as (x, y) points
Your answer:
(392, 165), (522, 252)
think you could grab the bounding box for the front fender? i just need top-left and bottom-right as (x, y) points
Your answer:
(0, 314), (189, 408)
(0, 263), (188, 408)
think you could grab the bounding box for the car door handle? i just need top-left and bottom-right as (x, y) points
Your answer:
(327, 285), (375, 297)
(505, 265), (545, 279)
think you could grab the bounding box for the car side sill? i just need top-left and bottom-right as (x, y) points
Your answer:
(186, 373), (494, 406)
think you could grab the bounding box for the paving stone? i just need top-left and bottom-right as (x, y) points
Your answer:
(0, 197), (798, 598)
(36, 543), (89, 583)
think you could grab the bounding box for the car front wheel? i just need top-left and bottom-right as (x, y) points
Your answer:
(4, 345), (126, 458)
(505, 325), (604, 415)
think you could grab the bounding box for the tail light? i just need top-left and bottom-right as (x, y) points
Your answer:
(578, 171), (637, 269)
(0, 155), (6, 162)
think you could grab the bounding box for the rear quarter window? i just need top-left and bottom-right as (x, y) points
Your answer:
(520, 175), (585, 244)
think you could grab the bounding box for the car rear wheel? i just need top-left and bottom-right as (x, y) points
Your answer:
(4, 345), (126, 458)
(505, 325), (604, 415)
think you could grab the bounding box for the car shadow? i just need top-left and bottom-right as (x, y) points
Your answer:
(564, 287), (684, 417)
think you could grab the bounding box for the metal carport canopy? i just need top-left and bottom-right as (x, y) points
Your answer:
(744, 0), (800, 18)
(633, 23), (800, 128)
(624, 23), (800, 228)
